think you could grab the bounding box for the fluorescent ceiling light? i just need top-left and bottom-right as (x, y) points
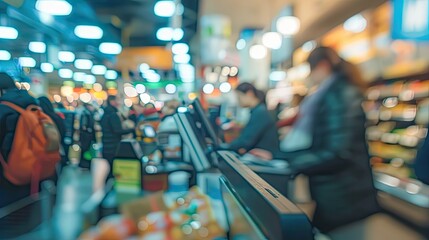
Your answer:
(269, 71), (287, 81)
(74, 25), (103, 39)
(99, 42), (122, 55)
(276, 16), (300, 36)
(29, 41), (46, 53)
(139, 63), (150, 73)
(262, 32), (282, 50)
(105, 70), (118, 80)
(0, 26), (18, 39)
(58, 51), (75, 62)
(145, 72), (161, 83)
(73, 72), (86, 81)
(74, 59), (93, 70)
(165, 84), (177, 94)
(203, 83), (214, 94)
(19, 57), (36, 68)
(173, 28), (184, 41)
(41, 62), (54, 73)
(59, 68), (73, 79)
(154, 1), (176, 17)
(174, 54), (190, 64)
(156, 27), (184, 41)
(84, 74), (96, 84)
(0, 50), (11, 61)
(91, 65), (107, 75)
(172, 43), (189, 55)
(249, 45), (267, 60)
(35, 0), (73, 16)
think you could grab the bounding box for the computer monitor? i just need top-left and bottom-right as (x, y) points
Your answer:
(173, 112), (211, 172)
(189, 98), (220, 146)
(218, 150), (314, 240)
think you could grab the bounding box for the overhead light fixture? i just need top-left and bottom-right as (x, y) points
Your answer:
(0, 50), (11, 61)
(41, 62), (54, 73)
(105, 70), (118, 80)
(262, 32), (282, 50)
(74, 25), (103, 39)
(58, 51), (75, 62)
(0, 26), (18, 39)
(203, 83), (215, 94)
(74, 59), (93, 70)
(249, 45), (267, 60)
(154, 0), (176, 17)
(139, 63), (150, 73)
(344, 14), (367, 33)
(276, 16), (300, 36)
(145, 72), (161, 83)
(219, 82), (232, 93)
(59, 68), (73, 79)
(302, 41), (317, 53)
(91, 65), (107, 75)
(29, 41), (47, 53)
(174, 54), (191, 64)
(136, 84), (146, 94)
(172, 43), (189, 55)
(73, 72), (86, 81)
(269, 71), (287, 81)
(236, 39), (246, 50)
(99, 42), (122, 55)
(84, 74), (96, 84)
(165, 84), (177, 94)
(19, 57), (36, 68)
(35, 0), (72, 16)
(156, 27), (184, 41)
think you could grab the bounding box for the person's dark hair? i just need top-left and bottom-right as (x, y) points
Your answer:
(0, 72), (17, 96)
(236, 82), (266, 103)
(107, 95), (117, 106)
(307, 46), (367, 92)
(38, 96), (55, 114)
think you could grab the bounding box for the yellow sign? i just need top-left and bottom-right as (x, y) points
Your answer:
(113, 159), (141, 192)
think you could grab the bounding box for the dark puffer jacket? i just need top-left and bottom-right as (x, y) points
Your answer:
(279, 75), (379, 233)
(100, 105), (134, 157)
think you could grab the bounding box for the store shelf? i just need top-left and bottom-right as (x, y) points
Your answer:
(373, 172), (429, 209)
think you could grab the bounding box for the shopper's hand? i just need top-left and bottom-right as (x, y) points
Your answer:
(249, 149), (272, 161)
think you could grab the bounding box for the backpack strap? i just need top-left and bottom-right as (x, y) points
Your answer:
(1, 101), (25, 114)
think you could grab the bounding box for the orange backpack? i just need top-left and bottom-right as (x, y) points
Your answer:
(0, 102), (60, 194)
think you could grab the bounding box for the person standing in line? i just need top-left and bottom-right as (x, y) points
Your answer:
(100, 95), (135, 177)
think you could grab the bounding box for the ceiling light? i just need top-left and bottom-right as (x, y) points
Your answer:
(203, 83), (214, 94)
(269, 71), (287, 81)
(58, 51), (75, 62)
(0, 26), (18, 39)
(145, 72), (161, 82)
(99, 42), (122, 55)
(140, 93), (151, 104)
(249, 45), (267, 59)
(139, 63), (150, 73)
(124, 86), (138, 97)
(29, 41), (46, 53)
(165, 84), (177, 94)
(136, 84), (146, 93)
(59, 69), (73, 79)
(302, 41), (317, 53)
(35, 0), (72, 16)
(74, 59), (93, 70)
(84, 74), (96, 84)
(173, 28), (184, 41)
(105, 70), (118, 80)
(172, 43), (189, 55)
(236, 39), (246, 50)
(174, 54), (190, 64)
(262, 32), (282, 50)
(276, 16), (300, 36)
(156, 27), (183, 41)
(41, 62), (54, 73)
(19, 57), (36, 68)
(91, 65), (107, 75)
(73, 72), (86, 81)
(0, 50), (11, 61)
(154, 1), (176, 17)
(74, 25), (103, 39)
(219, 82), (232, 93)
(344, 14), (367, 33)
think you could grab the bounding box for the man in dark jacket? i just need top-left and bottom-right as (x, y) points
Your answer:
(79, 102), (96, 169)
(101, 95), (134, 177)
(0, 72), (38, 207)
